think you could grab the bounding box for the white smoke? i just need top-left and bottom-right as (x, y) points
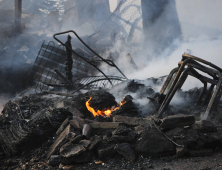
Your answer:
(103, 0), (222, 116)
(0, 95), (10, 115)
(129, 36), (222, 89)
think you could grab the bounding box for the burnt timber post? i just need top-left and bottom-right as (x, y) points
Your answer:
(15, 0), (22, 33)
(65, 35), (73, 82)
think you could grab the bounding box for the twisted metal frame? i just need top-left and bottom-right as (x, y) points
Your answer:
(27, 30), (128, 94)
(26, 41), (67, 93)
(53, 30), (127, 81)
(157, 54), (222, 120)
(71, 76), (127, 93)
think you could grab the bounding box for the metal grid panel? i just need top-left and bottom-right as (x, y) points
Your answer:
(30, 41), (67, 92)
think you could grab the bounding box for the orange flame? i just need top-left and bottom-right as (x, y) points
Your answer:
(86, 97), (125, 117)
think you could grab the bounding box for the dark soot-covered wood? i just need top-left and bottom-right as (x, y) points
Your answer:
(0, 108), (72, 157)
(160, 115), (195, 129)
(135, 127), (175, 157)
(112, 100), (139, 117)
(71, 90), (117, 118)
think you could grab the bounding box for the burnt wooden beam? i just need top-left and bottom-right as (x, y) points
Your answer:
(89, 122), (123, 129)
(113, 115), (152, 126)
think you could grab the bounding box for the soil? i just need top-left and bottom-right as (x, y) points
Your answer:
(1, 152), (222, 170)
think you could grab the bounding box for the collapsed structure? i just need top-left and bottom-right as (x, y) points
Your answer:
(157, 54), (222, 120)
(1, 0), (222, 169)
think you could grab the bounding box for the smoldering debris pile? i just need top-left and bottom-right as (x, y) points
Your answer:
(1, 79), (222, 170)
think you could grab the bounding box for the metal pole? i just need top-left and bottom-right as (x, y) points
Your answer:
(15, 0), (22, 33)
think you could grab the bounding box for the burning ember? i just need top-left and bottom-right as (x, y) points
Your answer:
(86, 97), (126, 117)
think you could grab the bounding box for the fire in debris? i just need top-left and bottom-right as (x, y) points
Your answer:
(86, 97), (125, 117)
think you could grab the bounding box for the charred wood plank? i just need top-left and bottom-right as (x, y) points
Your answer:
(90, 122), (123, 129)
(160, 115), (195, 129)
(56, 118), (70, 136)
(47, 124), (74, 159)
(0, 108), (72, 157)
(113, 115), (152, 126)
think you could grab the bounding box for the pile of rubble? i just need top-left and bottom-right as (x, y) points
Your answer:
(0, 79), (222, 169)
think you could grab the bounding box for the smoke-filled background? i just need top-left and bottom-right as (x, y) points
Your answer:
(109, 0), (222, 90)
(1, 0), (222, 112)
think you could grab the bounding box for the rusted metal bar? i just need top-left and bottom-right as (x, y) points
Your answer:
(165, 59), (191, 100)
(186, 62), (218, 80)
(201, 85), (215, 106)
(182, 54), (222, 72)
(188, 68), (218, 85)
(196, 82), (207, 106)
(157, 55), (222, 120)
(158, 67), (192, 118)
(203, 74), (222, 120)
(160, 67), (179, 94)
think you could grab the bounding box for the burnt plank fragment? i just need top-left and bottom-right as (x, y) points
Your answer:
(97, 145), (116, 159)
(47, 124), (74, 159)
(111, 126), (136, 143)
(69, 116), (85, 129)
(90, 122), (123, 129)
(62, 151), (93, 165)
(164, 127), (185, 138)
(48, 155), (63, 166)
(79, 140), (91, 148)
(60, 142), (86, 158)
(135, 128), (175, 157)
(88, 135), (103, 151)
(192, 120), (217, 133)
(113, 115), (152, 126)
(160, 115), (195, 129)
(70, 135), (84, 144)
(112, 135), (135, 143)
(116, 143), (135, 162)
(55, 118), (70, 136)
(0, 108), (72, 157)
(112, 126), (130, 136)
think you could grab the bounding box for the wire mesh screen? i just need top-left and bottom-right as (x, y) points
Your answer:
(27, 0), (139, 93)
(72, 47), (96, 78)
(30, 40), (99, 92)
(31, 41), (67, 92)
(29, 39), (126, 93)
(72, 76), (127, 93)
